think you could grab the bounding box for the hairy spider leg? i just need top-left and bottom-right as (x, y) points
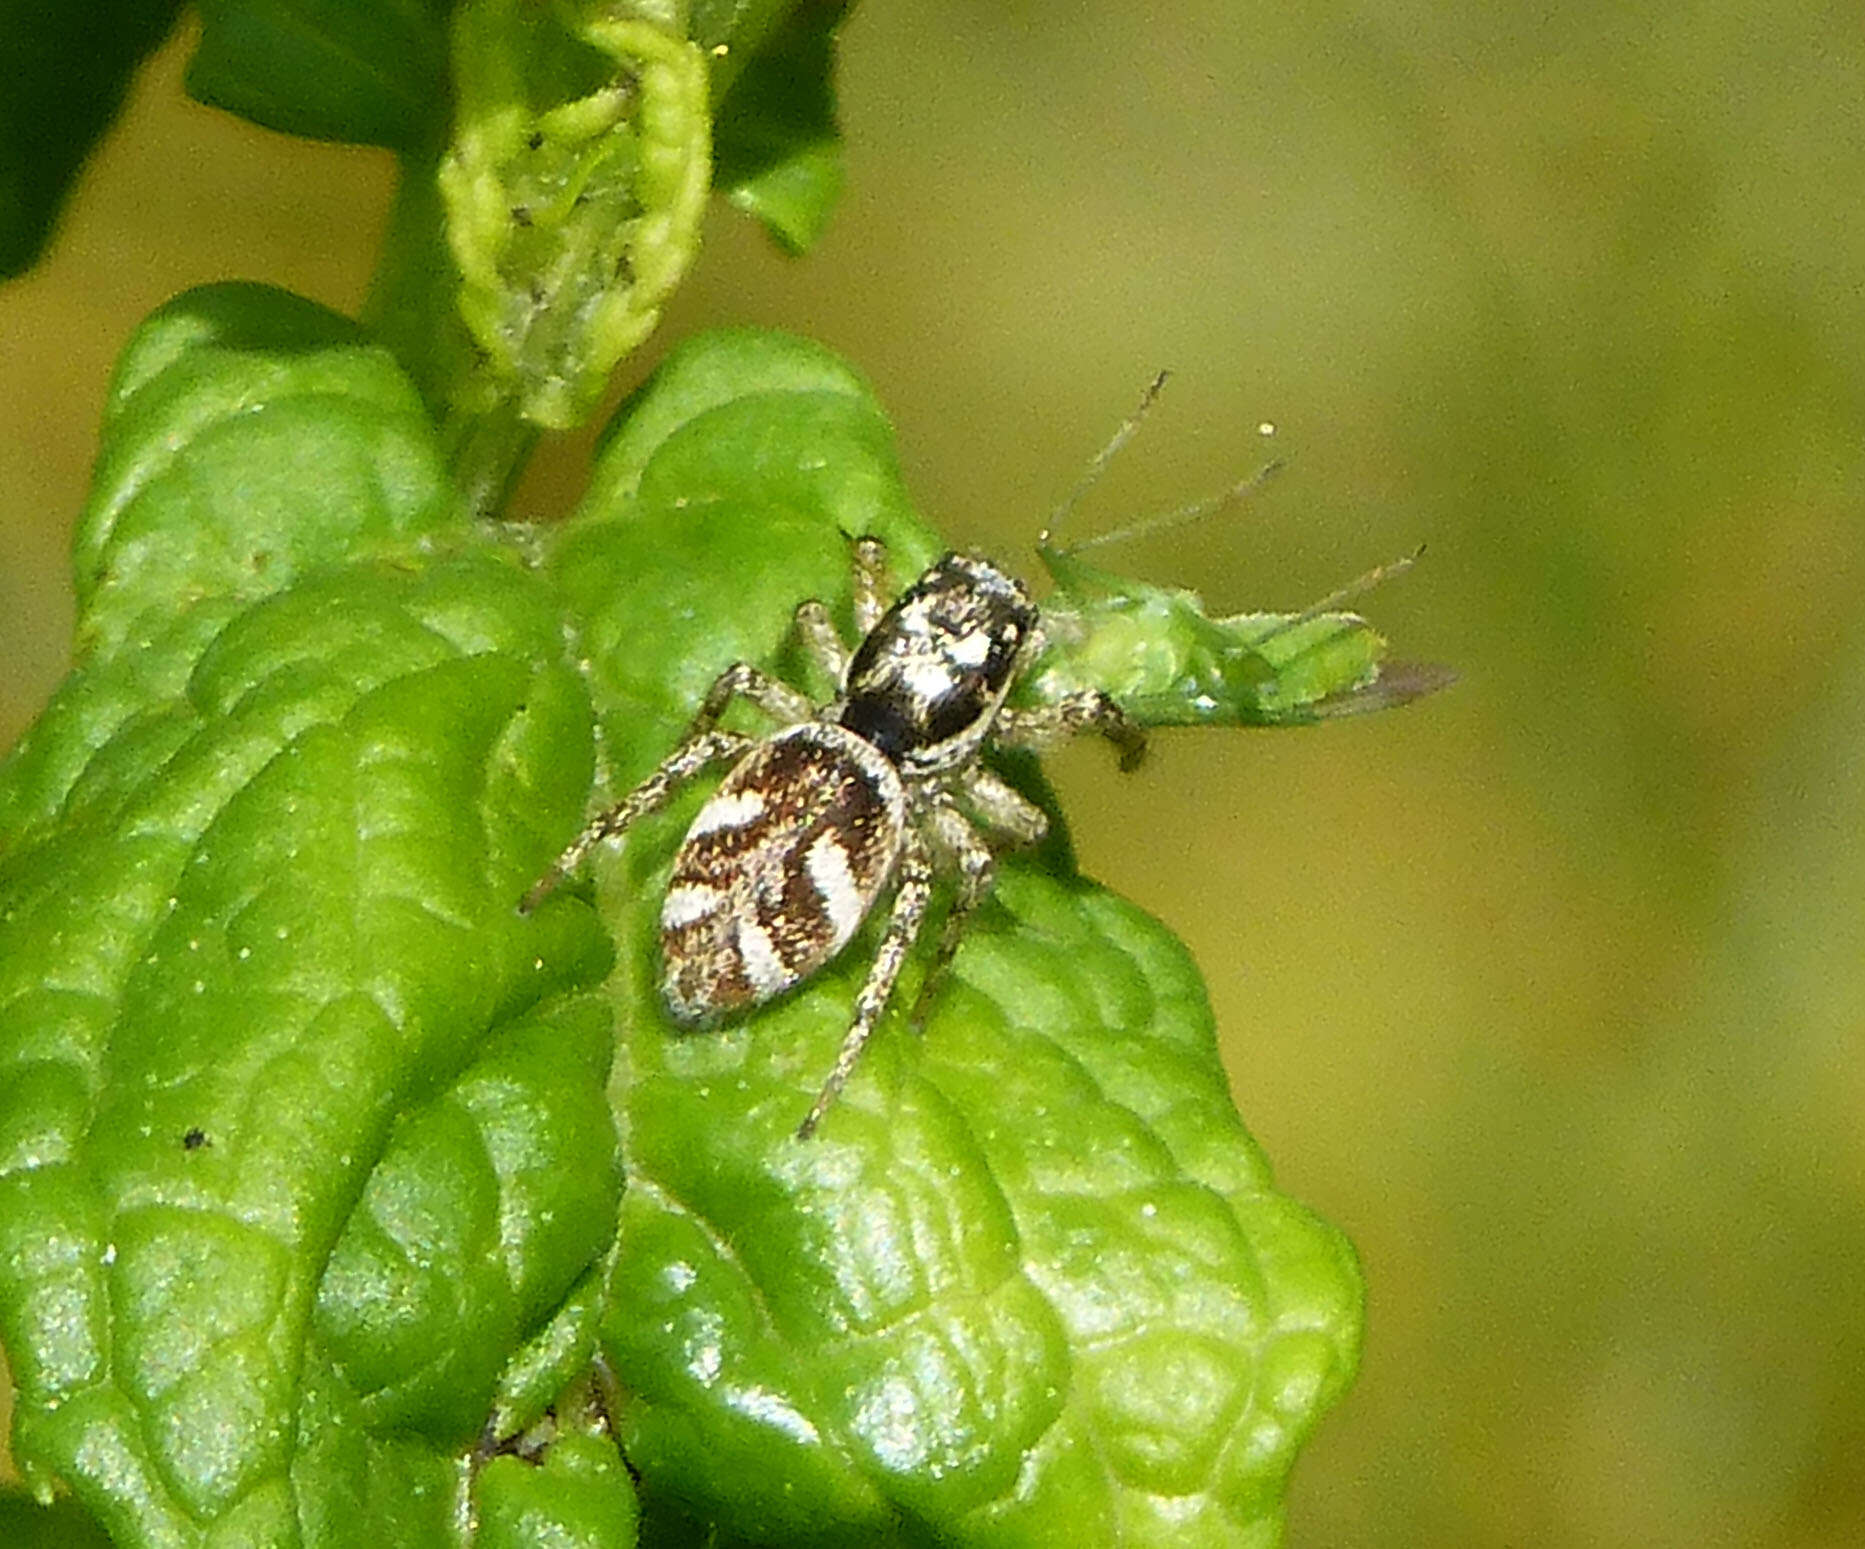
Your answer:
(521, 728), (752, 913)
(902, 789), (1011, 1034)
(691, 659), (817, 730)
(997, 690), (1148, 773)
(852, 536), (891, 636)
(796, 832), (936, 1139)
(523, 658), (826, 914)
(793, 599), (849, 684)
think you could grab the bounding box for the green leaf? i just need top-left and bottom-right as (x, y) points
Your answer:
(475, 1430), (640, 1549)
(0, 286), (614, 1544)
(0, 0), (186, 279)
(439, 1), (712, 429)
(1, 318), (1361, 1546)
(598, 863), (1361, 1548)
(540, 329), (1364, 1546)
(488, 1261), (610, 1440)
(713, 0), (853, 254)
(66, 282), (459, 665)
(1031, 541), (1456, 727)
(312, 993), (622, 1440)
(367, 1), (837, 508)
(186, 0), (450, 152)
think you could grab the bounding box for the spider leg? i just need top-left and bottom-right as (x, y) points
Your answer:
(534, 657), (824, 909)
(852, 536), (892, 635)
(903, 795), (998, 1034)
(521, 729), (752, 913)
(957, 766), (1049, 846)
(796, 832), (934, 1139)
(690, 661), (815, 731)
(525, 657), (808, 913)
(996, 690), (1148, 772)
(794, 600), (850, 684)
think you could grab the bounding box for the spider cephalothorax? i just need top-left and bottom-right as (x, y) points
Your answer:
(523, 537), (1144, 1137)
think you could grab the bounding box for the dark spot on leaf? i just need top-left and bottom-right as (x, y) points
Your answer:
(182, 1127), (208, 1151)
(511, 204), (532, 227)
(476, 1411), (556, 1467)
(527, 130), (544, 150)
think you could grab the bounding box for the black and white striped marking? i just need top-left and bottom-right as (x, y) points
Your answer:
(660, 722), (906, 1023)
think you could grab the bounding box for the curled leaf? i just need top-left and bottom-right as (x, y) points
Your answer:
(440, 1), (712, 429)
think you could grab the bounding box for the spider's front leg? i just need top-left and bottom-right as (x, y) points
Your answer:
(689, 660), (815, 734)
(793, 600), (849, 685)
(997, 689), (1148, 772)
(959, 764), (1052, 848)
(796, 832), (935, 1140)
(794, 537), (898, 688)
(520, 729), (751, 912)
(521, 660), (810, 914)
(851, 536), (893, 635)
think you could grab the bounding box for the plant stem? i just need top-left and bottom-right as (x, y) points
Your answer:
(364, 140), (538, 519)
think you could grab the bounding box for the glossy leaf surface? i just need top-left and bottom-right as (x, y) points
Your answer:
(0, 285), (615, 1544)
(0, 315), (1361, 1547)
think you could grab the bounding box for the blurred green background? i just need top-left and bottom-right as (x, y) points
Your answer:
(5, 2), (1864, 1545)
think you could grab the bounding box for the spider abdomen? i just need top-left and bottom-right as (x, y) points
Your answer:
(659, 721), (908, 1023)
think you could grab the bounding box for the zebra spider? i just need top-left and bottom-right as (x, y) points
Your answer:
(523, 537), (1145, 1138)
